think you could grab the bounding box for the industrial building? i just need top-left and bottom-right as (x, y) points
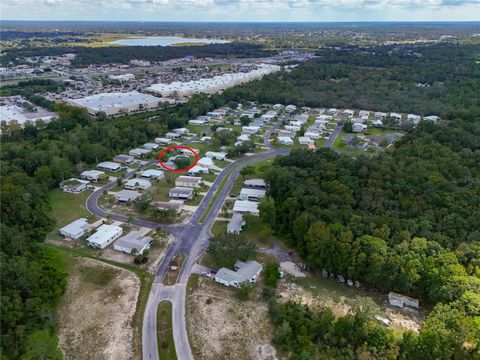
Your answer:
(67, 91), (162, 116)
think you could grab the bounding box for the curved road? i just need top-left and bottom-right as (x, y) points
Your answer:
(85, 113), (341, 360)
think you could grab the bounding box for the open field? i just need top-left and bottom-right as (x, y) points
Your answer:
(156, 301), (177, 360)
(186, 275), (278, 360)
(58, 255), (140, 360)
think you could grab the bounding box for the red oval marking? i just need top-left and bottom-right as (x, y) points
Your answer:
(157, 145), (199, 173)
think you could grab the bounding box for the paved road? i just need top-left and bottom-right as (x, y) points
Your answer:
(324, 115), (345, 148)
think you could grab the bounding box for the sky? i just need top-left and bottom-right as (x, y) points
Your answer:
(1, 0), (479, 22)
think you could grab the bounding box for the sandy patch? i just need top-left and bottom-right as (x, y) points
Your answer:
(187, 277), (279, 360)
(58, 257), (140, 360)
(280, 261), (306, 277)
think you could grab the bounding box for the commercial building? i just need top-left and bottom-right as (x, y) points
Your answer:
(146, 64), (280, 98)
(0, 105), (55, 127)
(215, 260), (262, 288)
(67, 91), (162, 116)
(86, 224), (123, 249)
(114, 231), (153, 255)
(59, 218), (91, 239)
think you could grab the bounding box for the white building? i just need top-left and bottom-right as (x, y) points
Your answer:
(189, 119), (208, 126)
(143, 143), (159, 150)
(353, 123), (368, 133)
(284, 125), (301, 132)
(125, 178), (152, 190)
(344, 109), (355, 117)
(242, 126), (260, 135)
(59, 218), (91, 239)
(188, 165), (209, 176)
(173, 127), (189, 135)
(197, 157), (215, 169)
(239, 188), (266, 202)
(80, 170), (105, 182)
(304, 131), (321, 139)
(298, 137), (314, 145)
(165, 132), (181, 139)
(115, 189), (141, 202)
(129, 148), (151, 158)
(227, 213), (245, 234)
(86, 224), (123, 249)
(67, 91), (162, 116)
(155, 137), (171, 145)
(169, 187), (194, 200)
(175, 176), (201, 188)
(113, 154), (135, 164)
(60, 178), (90, 193)
(215, 260), (262, 287)
(244, 179), (267, 189)
(205, 151), (227, 161)
(278, 136), (293, 146)
(97, 161), (121, 172)
(233, 200), (259, 215)
(140, 169), (164, 179)
(114, 231), (152, 255)
(108, 73), (135, 82)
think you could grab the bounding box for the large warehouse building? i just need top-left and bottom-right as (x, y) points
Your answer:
(67, 91), (164, 116)
(146, 64), (280, 98)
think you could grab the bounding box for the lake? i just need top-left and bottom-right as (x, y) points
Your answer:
(110, 36), (230, 47)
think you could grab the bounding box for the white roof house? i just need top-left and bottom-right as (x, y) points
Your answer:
(278, 136), (293, 146)
(233, 200), (259, 215)
(284, 125), (301, 132)
(237, 134), (250, 142)
(189, 119), (208, 126)
(80, 170), (105, 182)
(407, 114), (422, 124)
(227, 213), (245, 234)
(173, 127), (189, 135)
(344, 109), (355, 117)
(125, 178), (152, 190)
(242, 126), (260, 135)
(129, 148), (151, 157)
(175, 176), (201, 188)
(359, 110), (370, 118)
(59, 218), (91, 239)
(115, 189), (141, 202)
(140, 169), (164, 179)
(143, 143), (159, 150)
(375, 112), (387, 118)
(187, 165), (209, 176)
(239, 188), (266, 202)
(205, 151), (227, 161)
(244, 179), (267, 189)
(215, 260), (262, 287)
(372, 119), (383, 127)
(165, 132), (181, 139)
(298, 136), (314, 145)
(304, 131), (321, 139)
(60, 178), (90, 193)
(86, 224), (123, 249)
(169, 187), (194, 199)
(424, 115), (440, 123)
(197, 157), (215, 169)
(352, 123), (368, 133)
(285, 104), (296, 112)
(97, 161), (121, 172)
(113, 154), (135, 164)
(114, 231), (153, 255)
(155, 137), (171, 144)
(389, 112), (402, 120)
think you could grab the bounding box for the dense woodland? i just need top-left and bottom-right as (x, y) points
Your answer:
(0, 43), (274, 67)
(1, 42), (479, 358)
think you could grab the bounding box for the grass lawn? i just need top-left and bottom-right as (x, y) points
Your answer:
(48, 189), (94, 238)
(156, 301), (178, 360)
(210, 220), (228, 236)
(242, 215), (278, 248)
(364, 127), (402, 136)
(163, 252), (186, 286)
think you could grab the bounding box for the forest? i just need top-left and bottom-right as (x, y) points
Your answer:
(0, 42), (275, 67)
(223, 43), (480, 117)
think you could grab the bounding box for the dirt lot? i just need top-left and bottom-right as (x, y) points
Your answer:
(58, 256), (140, 360)
(187, 275), (279, 360)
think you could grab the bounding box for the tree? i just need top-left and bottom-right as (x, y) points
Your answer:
(235, 282), (252, 301)
(207, 233), (256, 268)
(173, 156), (190, 170)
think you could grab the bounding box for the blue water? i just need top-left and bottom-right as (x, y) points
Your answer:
(110, 36), (230, 46)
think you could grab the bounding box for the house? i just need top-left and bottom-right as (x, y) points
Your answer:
(173, 127), (189, 135)
(244, 179), (267, 189)
(143, 143), (159, 150)
(189, 119), (208, 126)
(165, 132), (181, 139)
(129, 148), (151, 158)
(278, 129), (295, 138)
(304, 131), (321, 139)
(187, 165), (209, 176)
(237, 134), (250, 143)
(388, 292), (419, 309)
(200, 136), (211, 143)
(284, 125), (301, 132)
(175, 176), (201, 188)
(80, 170), (105, 182)
(215, 260), (262, 287)
(216, 127), (232, 133)
(239, 188), (266, 202)
(60, 218), (91, 239)
(278, 136), (293, 146)
(233, 200), (259, 215)
(113, 154), (135, 164)
(344, 109), (355, 117)
(97, 161), (121, 172)
(155, 137), (171, 145)
(227, 213), (245, 234)
(308, 143), (316, 150)
(86, 224), (123, 249)
(60, 178), (90, 193)
(327, 108), (338, 115)
(153, 201), (183, 213)
(169, 187), (194, 199)
(372, 119), (383, 127)
(298, 137), (314, 145)
(317, 114), (333, 122)
(115, 189), (141, 202)
(285, 104), (296, 112)
(407, 114), (421, 124)
(140, 169), (164, 179)
(206, 151), (227, 161)
(114, 231), (153, 255)
(197, 157), (215, 169)
(125, 178), (152, 190)
(178, 148), (200, 156)
(389, 113), (402, 122)
(351, 117), (365, 124)
(358, 110), (370, 118)
(352, 123), (368, 133)
(242, 126), (260, 135)
(375, 112), (387, 119)
(273, 104), (283, 110)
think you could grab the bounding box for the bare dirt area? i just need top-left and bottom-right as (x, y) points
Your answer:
(58, 256), (140, 360)
(187, 275), (279, 360)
